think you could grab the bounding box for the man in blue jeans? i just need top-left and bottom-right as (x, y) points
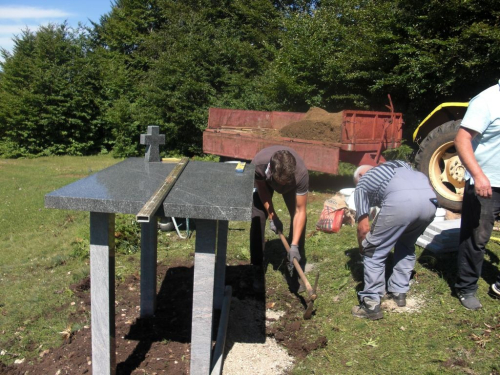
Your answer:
(454, 81), (500, 310)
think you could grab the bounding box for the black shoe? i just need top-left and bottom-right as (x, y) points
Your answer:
(456, 290), (482, 310)
(352, 298), (384, 320)
(387, 292), (406, 307)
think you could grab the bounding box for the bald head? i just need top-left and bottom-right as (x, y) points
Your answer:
(353, 165), (373, 185)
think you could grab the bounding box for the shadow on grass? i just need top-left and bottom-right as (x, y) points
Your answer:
(117, 262), (266, 374)
(345, 248), (419, 298)
(417, 247), (500, 297)
(309, 173), (354, 194)
(344, 247), (364, 294)
(264, 238), (309, 309)
(117, 265), (193, 374)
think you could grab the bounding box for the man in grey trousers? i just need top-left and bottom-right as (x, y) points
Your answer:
(351, 160), (437, 320)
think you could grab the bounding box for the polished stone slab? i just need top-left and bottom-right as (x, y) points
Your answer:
(45, 158), (255, 221)
(45, 158), (175, 214)
(163, 161), (254, 221)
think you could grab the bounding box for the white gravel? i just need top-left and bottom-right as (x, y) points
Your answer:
(222, 297), (294, 375)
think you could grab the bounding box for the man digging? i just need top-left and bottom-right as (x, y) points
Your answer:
(250, 146), (309, 293)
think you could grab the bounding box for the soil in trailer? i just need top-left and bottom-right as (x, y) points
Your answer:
(279, 107), (343, 143)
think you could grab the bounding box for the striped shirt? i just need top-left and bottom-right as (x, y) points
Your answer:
(354, 160), (412, 221)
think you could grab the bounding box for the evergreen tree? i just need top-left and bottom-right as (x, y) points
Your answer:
(0, 24), (109, 157)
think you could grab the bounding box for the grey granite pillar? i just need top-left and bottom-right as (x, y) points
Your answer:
(140, 219), (158, 317)
(213, 221), (228, 310)
(190, 219), (217, 375)
(90, 212), (116, 375)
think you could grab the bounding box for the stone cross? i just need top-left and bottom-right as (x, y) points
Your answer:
(140, 126), (165, 162)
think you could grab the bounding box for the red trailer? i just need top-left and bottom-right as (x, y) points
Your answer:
(203, 106), (403, 175)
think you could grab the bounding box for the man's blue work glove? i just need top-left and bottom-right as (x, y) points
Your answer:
(288, 244), (301, 263)
(269, 216), (283, 234)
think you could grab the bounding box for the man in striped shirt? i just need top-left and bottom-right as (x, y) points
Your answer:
(351, 160), (437, 320)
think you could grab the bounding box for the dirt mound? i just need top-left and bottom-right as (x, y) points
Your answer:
(279, 107), (343, 142)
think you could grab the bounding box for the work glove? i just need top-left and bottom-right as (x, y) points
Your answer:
(288, 244), (301, 264)
(269, 216), (283, 234)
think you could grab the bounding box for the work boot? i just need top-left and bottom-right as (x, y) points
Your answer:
(387, 292), (406, 307)
(252, 265), (265, 293)
(456, 290), (482, 310)
(352, 298), (384, 320)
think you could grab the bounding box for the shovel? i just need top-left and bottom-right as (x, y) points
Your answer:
(278, 232), (319, 320)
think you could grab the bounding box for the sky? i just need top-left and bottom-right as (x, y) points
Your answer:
(0, 0), (114, 58)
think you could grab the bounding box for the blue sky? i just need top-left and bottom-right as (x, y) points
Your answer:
(0, 0), (114, 57)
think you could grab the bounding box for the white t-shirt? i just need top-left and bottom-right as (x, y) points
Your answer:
(460, 81), (500, 187)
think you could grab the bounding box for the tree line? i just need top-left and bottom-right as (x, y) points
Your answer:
(0, 0), (499, 158)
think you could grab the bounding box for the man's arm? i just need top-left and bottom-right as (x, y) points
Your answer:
(255, 179), (276, 219)
(357, 214), (370, 249)
(454, 127), (492, 198)
(291, 193), (307, 246)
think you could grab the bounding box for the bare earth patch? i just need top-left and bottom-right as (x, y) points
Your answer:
(381, 295), (425, 314)
(2, 259), (326, 375)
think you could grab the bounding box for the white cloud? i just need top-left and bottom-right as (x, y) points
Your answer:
(0, 5), (80, 59)
(0, 25), (40, 34)
(0, 6), (72, 20)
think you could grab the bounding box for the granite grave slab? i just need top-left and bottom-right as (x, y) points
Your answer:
(45, 157), (254, 221)
(45, 156), (255, 375)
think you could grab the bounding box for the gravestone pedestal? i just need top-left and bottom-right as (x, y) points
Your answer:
(90, 212), (116, 375)
(45, 158), (254, 375)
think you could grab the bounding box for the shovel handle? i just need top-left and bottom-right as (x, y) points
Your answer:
(278, 232), (316, 300)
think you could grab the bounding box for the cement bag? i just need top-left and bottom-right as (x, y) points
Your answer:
(316, 194), (348, 233)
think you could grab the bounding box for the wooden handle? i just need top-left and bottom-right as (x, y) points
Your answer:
(278, 232), (315, 298)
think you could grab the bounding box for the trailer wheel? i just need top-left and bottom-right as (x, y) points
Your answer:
(415, 120), (465, 212)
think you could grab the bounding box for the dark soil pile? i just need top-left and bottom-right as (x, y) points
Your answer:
(2, 258), (326, 375)
(279, 107), (343, 142)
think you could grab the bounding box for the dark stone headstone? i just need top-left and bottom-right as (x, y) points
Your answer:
(140, 125), (165, 162)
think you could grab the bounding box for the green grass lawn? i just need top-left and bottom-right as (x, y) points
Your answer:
(1, 155), (499, 374)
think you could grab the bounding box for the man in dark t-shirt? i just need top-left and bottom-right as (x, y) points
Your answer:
(250, 146), (309, 292)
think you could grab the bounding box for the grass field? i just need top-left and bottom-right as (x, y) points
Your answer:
(1, 155), (500, 374)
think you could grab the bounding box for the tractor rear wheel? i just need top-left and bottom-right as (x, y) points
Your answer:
(415, 120), (465, 212)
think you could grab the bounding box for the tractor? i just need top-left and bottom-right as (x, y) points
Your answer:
(413, 102), (469, 212)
